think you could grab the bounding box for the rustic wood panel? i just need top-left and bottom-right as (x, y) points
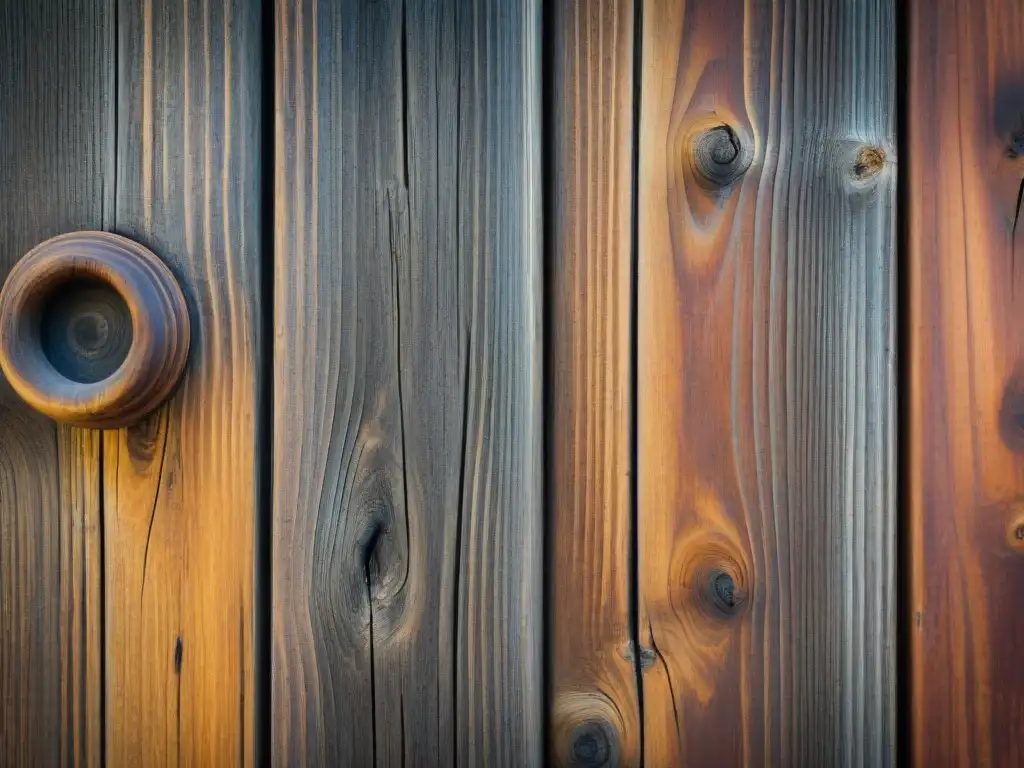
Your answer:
(908, 1), (1024, 764)
(107, 0), (262, 762)
(548, 1), (641, 766)
(273, 0), (542, 764)
(636, 0), (896, 764)
(0, 2), (112, 764)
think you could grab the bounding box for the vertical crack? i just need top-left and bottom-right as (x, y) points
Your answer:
(139, 417), (170, 603)
(647, 621), (680, 737)
(453, 327), (471, 764)
(1011, 177), (1024, 288)
(400, 0), (410, 188)
(175, 635), (183, 766)
(366, 552), (378, 767)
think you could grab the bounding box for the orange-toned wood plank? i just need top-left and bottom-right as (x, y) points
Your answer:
(0, 2), (112, 764)
(106, 0), (262, 763)
(637, 0), (896, 763)
(909, 1), (1024, 764)
(548, 1), (641, 765)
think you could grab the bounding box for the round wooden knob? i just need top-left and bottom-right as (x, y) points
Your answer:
(0, 231), (190, 428)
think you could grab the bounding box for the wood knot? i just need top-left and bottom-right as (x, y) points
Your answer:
(851, 146), (886, 180)
(1008, 131), (1024, 160)
(1007, 511), (1024, 551)
(670, 530), (751, 624)
(552, 693), (626, 768)
(568, 720), (615, 767)
(689, 124), (752, 189)
(999, 372), (1024, 452)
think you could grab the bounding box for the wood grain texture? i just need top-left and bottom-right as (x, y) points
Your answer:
(106, 0), (262, 763)
(59, 426), (104, 767)
(0, 1), (112, 764)
(273, 0), (542, 764)
(908, 1), (1024, 764)
(636, 0), (896, 765)
(548, 1), (641, 766)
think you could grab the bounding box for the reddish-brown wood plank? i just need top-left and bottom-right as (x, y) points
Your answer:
(909, 1), (1024, 764)
(637, 0), (896, 764)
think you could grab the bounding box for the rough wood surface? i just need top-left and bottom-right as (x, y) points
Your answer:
(908, 1), (1024, 764)
(106, 0), (262, 763)
(548, 1), (641, 766)
(0, 1), (112, 764)
(273, 0), (542, 764)
(636, 0), (896, 764)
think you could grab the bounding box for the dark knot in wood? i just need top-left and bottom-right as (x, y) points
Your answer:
(690, 124), (752, 189)
(569, 719), (615, 767)
(998, 372), (1024, 453)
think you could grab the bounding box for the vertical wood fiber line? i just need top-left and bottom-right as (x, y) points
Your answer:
(107, 0), (262, 763)
(547, 1), (642, 765)
(273, 0), (542, 764)
(0, 2), (112, 765)
(908, 1), (1024, 764)
(636, 0), (896, 764)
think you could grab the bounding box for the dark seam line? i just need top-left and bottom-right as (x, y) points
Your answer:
(255, 0), (276, 763)
(628, 0), (645, 762)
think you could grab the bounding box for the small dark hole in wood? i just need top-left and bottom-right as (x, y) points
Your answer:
(40, 277), (132, 384)
(174, 636), (183, 674)
(1015, 525), (1024, 541)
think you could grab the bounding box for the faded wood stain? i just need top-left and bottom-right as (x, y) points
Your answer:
(272, 0), (542, 765)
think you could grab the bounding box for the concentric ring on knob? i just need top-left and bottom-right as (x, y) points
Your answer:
(0, 231), (190, 428)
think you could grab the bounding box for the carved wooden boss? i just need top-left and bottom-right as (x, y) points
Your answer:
(0, 232), (189, 428)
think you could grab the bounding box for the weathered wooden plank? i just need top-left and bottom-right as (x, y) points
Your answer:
(636, 0), (896, 764)
(59, 426), (104, 767)
(107, 0), (262, 763)
(0, 2), (112, 764)
(273, 0), (542, 764)
(908, 1), (1024, 764)
(548, 1), (641, 766)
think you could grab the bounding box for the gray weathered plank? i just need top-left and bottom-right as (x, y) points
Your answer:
(0, 2), (112, 764)
(107, 0), (263, 762)
(636, 0), (897, 764)
(273, 0), (542, 764)
(548, 1), (641, 766)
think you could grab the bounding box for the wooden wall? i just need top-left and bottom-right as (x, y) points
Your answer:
(3, 0), (1024, 765)
(908, 0), (1024, 764)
